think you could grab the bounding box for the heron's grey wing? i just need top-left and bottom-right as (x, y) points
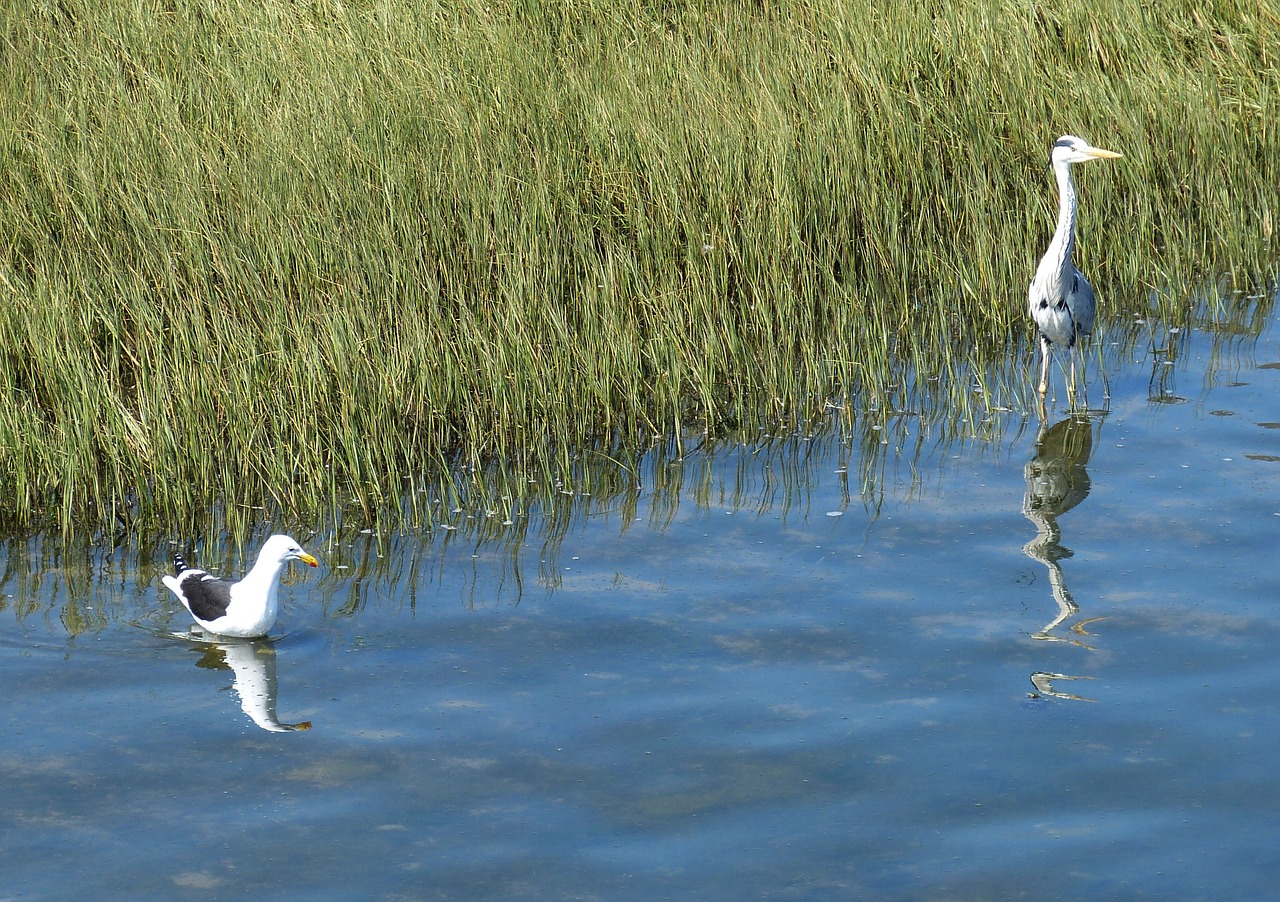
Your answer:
(1065, 268), (1094, 338)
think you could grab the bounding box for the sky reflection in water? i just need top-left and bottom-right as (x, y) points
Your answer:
(1, 285), (1278, 898)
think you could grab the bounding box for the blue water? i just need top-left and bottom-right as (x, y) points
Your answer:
(2, 289), (1278, 899)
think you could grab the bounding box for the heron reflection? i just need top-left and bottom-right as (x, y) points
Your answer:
(193, 636), (312, 732)
(1022, 415), (1103, 701)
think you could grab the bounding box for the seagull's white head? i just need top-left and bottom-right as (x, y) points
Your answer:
(259, 534), (320, 569)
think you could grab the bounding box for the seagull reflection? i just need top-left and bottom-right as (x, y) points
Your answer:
(192, 637), (312, 732)
(1022, 415), (1104, 701)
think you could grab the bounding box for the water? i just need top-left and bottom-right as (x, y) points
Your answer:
(2, 288), (1278, 899)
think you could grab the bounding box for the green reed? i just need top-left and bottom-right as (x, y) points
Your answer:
(0, 0), (1275, 533)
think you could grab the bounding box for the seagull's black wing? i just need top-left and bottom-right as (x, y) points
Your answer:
(177, 572), (236, 622)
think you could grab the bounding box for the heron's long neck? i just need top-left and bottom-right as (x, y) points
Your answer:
(1043, 161), (1078, 277)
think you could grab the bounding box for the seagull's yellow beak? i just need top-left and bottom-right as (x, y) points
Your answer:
(1085, 146), (1122, 160)
(298, 552), (320, 568)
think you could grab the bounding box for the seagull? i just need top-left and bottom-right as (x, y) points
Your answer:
(163, 534), (319, 638)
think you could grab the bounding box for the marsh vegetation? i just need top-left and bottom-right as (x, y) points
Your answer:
(1, 0), (1275, 533)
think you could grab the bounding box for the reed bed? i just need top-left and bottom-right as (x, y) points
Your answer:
(0, 0), (1276, 534)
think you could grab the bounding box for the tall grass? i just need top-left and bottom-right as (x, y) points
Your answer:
(0, 0), (1276, 533)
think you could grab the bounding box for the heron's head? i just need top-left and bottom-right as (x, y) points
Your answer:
(1051, 135), (1122, 166)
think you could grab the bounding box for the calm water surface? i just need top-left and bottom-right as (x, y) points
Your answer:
(2, 289), (1278, 899)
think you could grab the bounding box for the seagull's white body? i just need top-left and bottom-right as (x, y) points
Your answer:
(162, 534), (319, 638)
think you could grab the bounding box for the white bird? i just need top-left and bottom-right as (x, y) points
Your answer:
(1029, 134), (1122, 401)
(163, 534), (319, 638)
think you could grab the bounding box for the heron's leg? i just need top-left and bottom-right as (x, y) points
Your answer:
(1068, 345), (1087, 409)
(1076, 345), (1089, 408)
(1038, 336), (1051, 396)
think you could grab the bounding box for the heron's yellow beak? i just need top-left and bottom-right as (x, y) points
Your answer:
(298, 552), (320, 568)
(1085, 146), (1122, 160)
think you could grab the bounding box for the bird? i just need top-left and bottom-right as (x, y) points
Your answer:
(162, 534), (319, 638)
(1029, 134), (1122, 401)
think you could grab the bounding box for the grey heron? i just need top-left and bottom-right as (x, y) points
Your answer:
(1029, 135), (1121, 400)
